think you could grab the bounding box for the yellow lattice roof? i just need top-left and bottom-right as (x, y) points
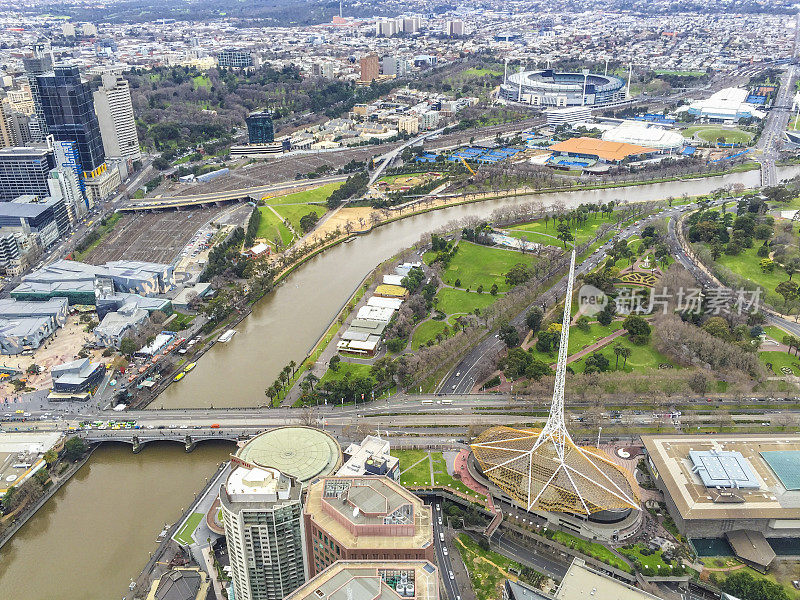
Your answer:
(471, 426), (640, 515)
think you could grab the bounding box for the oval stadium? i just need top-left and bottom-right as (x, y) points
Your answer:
(500, 69), (626, 107)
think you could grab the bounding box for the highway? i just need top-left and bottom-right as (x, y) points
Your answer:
(756, 64), (797, 187)
(120, 173), (350, 211)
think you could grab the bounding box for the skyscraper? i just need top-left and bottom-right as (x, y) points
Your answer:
(36, 65), (106, 176)
(0, 147), (56, 202)
(220, 465), (307, 600)
(245, 111), (274, 144)
(93, 73), (141, 162)
(360, 54), (380, 83)
(22, 44), (53, 143)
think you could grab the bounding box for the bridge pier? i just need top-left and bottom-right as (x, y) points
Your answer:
(184, 435), (195, 453)
(132, 435), (144, 454)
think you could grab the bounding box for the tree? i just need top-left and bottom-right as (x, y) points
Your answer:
(63, 437), (87, 462)
(26, 363), (40, 375)
(526, 359), (552, 381)
(597, 304), (614, 326)
(498, 322), (520, 348)
(622, 315), (651, 343)
(786, 259), (799, 281)
(43, 449), (58, 468)
(504, 263), (533, 286)
(613, 342), (624, 369)
(490, 284), (498, 296)
(288, 360), (297, 377)
(576, 315), (591, 332)
(328, 355), (341, 372)
(760, 258), (775, 273)
(556, 223), (574, 248)
(619, 346), (632, 368)
(119, 337), (138, 357)
(584, 352), (610, 374)
(776, 280), (800, 308)
(526, 307), (543, 334)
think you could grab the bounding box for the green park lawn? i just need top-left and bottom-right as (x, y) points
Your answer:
(759, 350), (800, 376)
(507, 213), (616, 248)
(763, 325), (790, 342)
(442, 241), (536, 292)
(174, 512), (203, 546)
(435, 287), (499, 316)
(319, 362), (372, 385)
(411, 320), (449, 350)
(274, 203), (322, 234)
(192, 74), (211, 90)
(265, 182), (342, 206)
(256, 208), (293, 246)
(618, 544), (685, 576)
(461, 67), (503, 77)
(569, 335), (674, 374)
(682, 126), (752, 144)
(456, 533), (530, 600)
(524, 320), (624, 366)
(393, 449), (431, 486)
(713, 245), (788, 304)
(548, 530), (632, 573)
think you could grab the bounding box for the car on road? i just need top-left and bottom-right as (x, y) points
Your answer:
(449, 571), (455, 580)
(443, 547), (448, 556)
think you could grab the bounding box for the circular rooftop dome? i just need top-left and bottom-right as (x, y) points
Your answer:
(234, 426), (342, 486)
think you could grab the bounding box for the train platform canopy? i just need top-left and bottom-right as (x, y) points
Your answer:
(548, 137), (657, 163)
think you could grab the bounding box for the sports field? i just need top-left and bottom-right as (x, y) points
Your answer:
(442, 241), (536, 292)
(682, 126), (752, 144)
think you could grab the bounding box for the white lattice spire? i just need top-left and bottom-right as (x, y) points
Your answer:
(533, 249), (576, 459)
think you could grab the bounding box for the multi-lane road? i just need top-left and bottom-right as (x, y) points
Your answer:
(441, 202), (696, 394)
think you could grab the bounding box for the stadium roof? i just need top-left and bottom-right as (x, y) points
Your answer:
(234, 426), (342, 487)
(602, 123), (685, 151)
(549, 137), (657, 162)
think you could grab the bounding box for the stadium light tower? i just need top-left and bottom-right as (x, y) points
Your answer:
(626, 63), (633, 99)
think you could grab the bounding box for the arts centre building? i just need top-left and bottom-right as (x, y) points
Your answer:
(643, 434), (800, 572)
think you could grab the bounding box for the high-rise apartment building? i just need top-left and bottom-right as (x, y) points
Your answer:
(446, 20), (464, 37)
(22, 45), (53, 142)
(36, 65), (106, 175)
(218, 48), (254, 69)
(93, 73), (141, 162)
(245, 111), (274, 144)
(220, 465), (307, 600)
(360, 54), (380, 83)
(0, 147), (56, 202)
(303, 476), (434, 577)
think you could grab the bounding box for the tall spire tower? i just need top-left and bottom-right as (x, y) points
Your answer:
(532, 250), (576, 460)
(471, 250), (641, 516)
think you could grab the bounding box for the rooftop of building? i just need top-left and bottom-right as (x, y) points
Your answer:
(224, 465), (300, 506)
(283, 561), (439, 600)
(234, 426), (343, 487)
(548, 137), (657, 162)
(0, 297), (68, 317)
(555, 558), (664, 600)
(643, 434), (800, 520)
(305, 476), (432, 550)
(0, 146), (51, 157)
(337, 435), (399, 477)
(0, 315), (52, 337)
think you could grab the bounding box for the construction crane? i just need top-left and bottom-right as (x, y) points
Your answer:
(459, 156), (477, 177)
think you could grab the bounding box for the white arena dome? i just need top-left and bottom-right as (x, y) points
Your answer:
(601, 122), (685, 152)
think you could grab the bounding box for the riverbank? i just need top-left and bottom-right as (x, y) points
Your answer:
(0, 443), (96, 552)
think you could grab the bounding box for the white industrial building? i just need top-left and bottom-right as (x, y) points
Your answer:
(684, 87), (766, 123)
